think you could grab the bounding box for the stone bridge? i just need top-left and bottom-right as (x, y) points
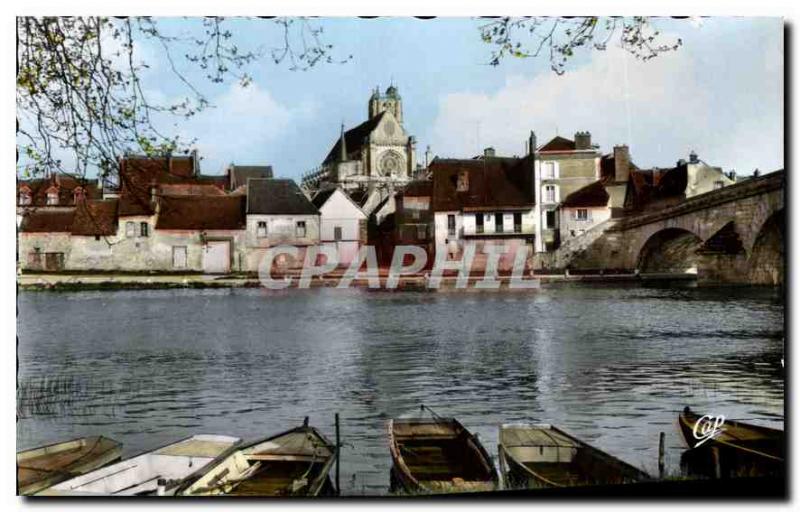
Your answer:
(567, 170), (785, 285)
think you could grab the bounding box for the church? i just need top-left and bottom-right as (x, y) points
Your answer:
(301, 85), (417, 199)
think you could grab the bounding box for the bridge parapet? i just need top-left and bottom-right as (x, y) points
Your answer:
(611, 170), (784, 232)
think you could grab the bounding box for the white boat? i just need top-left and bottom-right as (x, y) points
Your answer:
(178, 421), (336, 496)
(37, 434), (241, 496)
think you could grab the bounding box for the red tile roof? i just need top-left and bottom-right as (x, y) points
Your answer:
(401, 179), (432, 197)
(538, 136), (576, 152)
(19, 209), (75, 233)
(562, 180), (609, 207)
(155, 195), (246, 231)
(17, 175), (101, 206)
(71, 200), (119, 236)
(431, 156), (534, 212)
(158, 184), (226, 196)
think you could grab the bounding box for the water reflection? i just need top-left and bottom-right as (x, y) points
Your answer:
(17, 285), (783, 494)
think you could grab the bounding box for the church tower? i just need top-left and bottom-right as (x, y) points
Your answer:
(368, 85), (403, 124)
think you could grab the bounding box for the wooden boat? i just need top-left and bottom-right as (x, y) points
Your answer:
(37, 434), (241, 495)
(678, 407), (784, 478)
(17, 436), (122, 495)
(388, 407), (498, 494)
(498, 423), (649, 489)
(177, 419), (336, 496)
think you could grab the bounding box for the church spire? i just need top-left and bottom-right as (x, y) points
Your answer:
(339, 122), (347, 162)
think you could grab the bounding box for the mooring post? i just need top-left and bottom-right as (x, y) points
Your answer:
(711, 446), (722, 479)
(335, 412), (341, 496)
(658, 432), (665, 479)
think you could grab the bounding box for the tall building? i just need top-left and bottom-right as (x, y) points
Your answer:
(301, 86), (416, 198)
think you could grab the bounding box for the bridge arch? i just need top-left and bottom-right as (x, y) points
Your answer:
(747, 209), (784, 285)
(636, 227), (704, 274)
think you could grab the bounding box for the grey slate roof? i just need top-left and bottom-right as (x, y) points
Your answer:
(229, 165), (274, 190)
(246, 178), (319, 215)
(311, 188), (336, 208)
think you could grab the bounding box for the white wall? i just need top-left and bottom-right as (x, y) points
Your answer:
(559, 206), (612, 242)
(319, 190), (366, 243)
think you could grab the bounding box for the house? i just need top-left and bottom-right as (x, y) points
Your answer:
(395, 179), (433, 249)
(430, 154), (536, 271)
(558, 180), (612, 243)
(245, 178), (320, 272)
(154, 195), (247, 273)
(532, 131), (602, 252)
(624, 151), (735, 212)
(311, 188), (367, 266)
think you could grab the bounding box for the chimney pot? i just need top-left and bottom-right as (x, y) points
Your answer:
(483, 147), (496, 158)
(575, 131), (592, 150)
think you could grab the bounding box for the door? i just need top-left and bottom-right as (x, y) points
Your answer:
(203, 240), (230, 274)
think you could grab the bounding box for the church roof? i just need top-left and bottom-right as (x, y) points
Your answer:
(322, 112), (387, 165)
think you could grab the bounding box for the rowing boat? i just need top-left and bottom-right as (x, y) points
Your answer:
(388, 406), (498, 494)
(678, 407), (784, 478)
(17, 436), (122, 495)
(37, 434), (241, 495)
(177, 419), (336, 496)
(498, 423), (649, 489)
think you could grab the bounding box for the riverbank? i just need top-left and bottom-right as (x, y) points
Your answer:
(15, 271), (699, 291)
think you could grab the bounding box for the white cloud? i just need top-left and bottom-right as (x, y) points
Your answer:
(173, 83), (318, 173)
(430, 26), (783, 174)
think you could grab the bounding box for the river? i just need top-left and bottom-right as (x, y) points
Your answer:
(17, 284), (784, 495)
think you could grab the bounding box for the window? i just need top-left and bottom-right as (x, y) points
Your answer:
(257, 221), (268, 238)
(447, 214), (456, 236)
(513, 212), (522, 233)
(546, 210), (556, 229)
(27, 250), (42, 270)
(576, 209), (589, 221)
(334, 226), (343, 241)
(18, 192), (31, 205)
(495, 212), (503, 233)
(714, 180), (725, 190)
(95, 235), (101, 241)
(139, 222), (149, 237)
(126, 221), (135, 238)
(476, 213), (484, 234)
(416, 225), (427, 240)
(456, 171), (469, 192)
(544, 185), (557, 203)
(542, 161), (557, 179)
(46, 189), (59, 206)
(296, 221), (307, 238)
(172, 246), (187, 269)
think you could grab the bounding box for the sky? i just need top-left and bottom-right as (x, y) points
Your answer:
(43, 17), (785, 180)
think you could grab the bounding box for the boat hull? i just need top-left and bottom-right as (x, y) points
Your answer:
(17, 436), (122, 496)
(388, 414), (498, 494)
(678, 408), (784, 478)
(498, 424), (649, 490)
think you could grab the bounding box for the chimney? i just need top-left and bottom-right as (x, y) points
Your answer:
(575, 131), (592, 150)
(425, 146), (432, 168)
(483, 147), (496, 158)
(689, 150), (699, 164)
(728, 170), (736, 181)
(190, 149), (199, 175)
(613, 145), (630, 183)
(753, 168), (760, 178)
(528, 131), (537, 156)
(339, 123), (347, 162)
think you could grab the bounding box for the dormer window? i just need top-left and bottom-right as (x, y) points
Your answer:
(46, 187), (59, 206)
(456, 171), (469, 192)
(73, 186), (85, 203)
(18, 188), (32, 206)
